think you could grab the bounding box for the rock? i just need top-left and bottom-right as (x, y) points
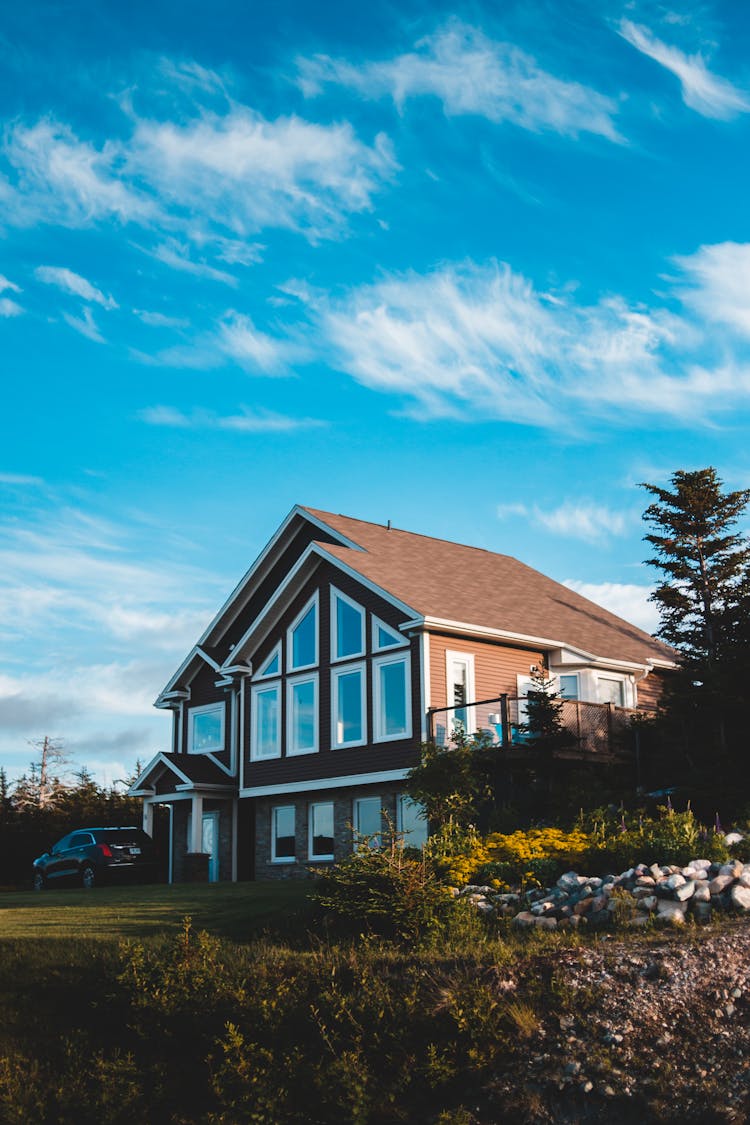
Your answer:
(534, 915), (557, 930)
(557, 871), (584, 891)
(625, 913), (650, 927)
(656, 901), (687, 925)
(731, 884), (750, 912)
(709, 874), (735, 895)
(476, 901), (495, 914)
(674, 880), (696, 902)
(692, 882), (711, 903)
(574, 897), (594, 916)
(636, 876), (656, 887)
(738, 874), (750, 889)
(692, 900), (712, 923)
(725, 832), (744, 846)
(720, 862), (744, 879)
(665, 873), (686, 891)
(512, 911), (537, 929)
(640, 895), (658, 912)
(691, 859), (712, 870)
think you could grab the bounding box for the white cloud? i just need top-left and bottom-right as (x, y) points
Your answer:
(563, 580), (659, 634)
(148, 240), (238, 286)
(321, 259), (713, 426)
(618, 20), (749, 119)
(62, 306), (105, 343)
(497, 500), (630, 543)
(35, 265), (118, 308)
(139, 404), (325, 432)
(299, 21), (621, 141)
(0, 274), (21, 293)
(673, 241), (750, 335)
(133, 308), (189, 328)
(0, 297), (22, 317)
(145, 309), (302, 374)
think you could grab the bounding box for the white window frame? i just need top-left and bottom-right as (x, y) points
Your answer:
(397, 795), (428, 849)
(353, 796), (382, 846)
(187, 702), (225, 754)
(445, 650), (476, 736)
(597, 674), (627, 707)
(286, 672), (319, 756)
(250, 681), (281, 761)
(252, 641), (282, 681)
(372, 651), (412, 743)
(287, 591), (319, 673)
(271, 805), (296, 864)
(309, 801), (335, 861)
(372, 615), (408, 653)
(330, 585), (365, 664)
(557, 672), (580, 700)
(331, 661), (367, 749)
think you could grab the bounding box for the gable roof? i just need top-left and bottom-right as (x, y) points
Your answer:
(302, 508), (674, 669)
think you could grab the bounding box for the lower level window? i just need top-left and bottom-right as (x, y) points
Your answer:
(272, 805), (295, 862)
(353, 796), (381, 847)
(397, 795), (428, 848)
(309, 801), (334, 861)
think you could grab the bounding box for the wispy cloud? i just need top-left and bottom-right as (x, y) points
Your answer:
(0, 274), (21, 293)
(35, 265), (118, 308)
(618, 20), (749, 119)
(140, 405), (326, 432)
(0, 472), (44, 486)
(147, 240), (238, 286)
(673, 241), (750, 335)
(0, 297), (22, 317)
(563, 580), (659, 634)
(133, 308), (189, 328)
(299, 21), (621, 141)
(497, 500), (630, 543)
(62, 306), (105, 343)
(144, 309), (302, 374)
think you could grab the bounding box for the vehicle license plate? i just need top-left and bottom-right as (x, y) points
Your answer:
(130, 847), (141, 855)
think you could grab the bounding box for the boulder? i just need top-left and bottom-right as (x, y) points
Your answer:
(674, 880), (696, 902)
(730, 884), (750, 912)
(692, 882), (711, 903)
(709, 874), (735, 895)
(656, 900), (687, 925)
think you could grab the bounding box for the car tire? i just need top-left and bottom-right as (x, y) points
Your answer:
(81, 865), (96, 890)
(33, 871), (45, 891)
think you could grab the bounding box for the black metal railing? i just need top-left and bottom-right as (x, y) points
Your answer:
(427, 695), (635, 759)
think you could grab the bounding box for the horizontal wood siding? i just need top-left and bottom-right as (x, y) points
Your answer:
(635, 669), (669, 713)
(243, 561), (421, 786)
(180, 663), (230, 769)
(428, 631), (545, 708)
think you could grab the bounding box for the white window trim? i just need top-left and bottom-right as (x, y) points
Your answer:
(556, 671), (580, 700)
(445, 650), (476, 735)
(596, 673), (628, 707)
(330, 585), (366, 664)
(287, 590), (319, 673)
(372, 651), (412, 744)
(309, 801), (335, 861)
(353, 796), (382, 844)
(331, 660), (367, 749)
(286, 672), (319, 756)
(372, 614), (409, 653)
(250, 681), (281, 761)
(187, 702), (225, 754)
(397, 794), (429, 849)
(271, 805), (296, 864)
(252, 641), (281, 681)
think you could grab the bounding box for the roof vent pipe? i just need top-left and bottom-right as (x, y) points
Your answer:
(387, 519), (391, 530)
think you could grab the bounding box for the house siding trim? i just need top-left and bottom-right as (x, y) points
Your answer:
(240, 767), (410, 799)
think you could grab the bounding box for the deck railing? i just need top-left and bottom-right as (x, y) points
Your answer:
(428, 695), (636, 759)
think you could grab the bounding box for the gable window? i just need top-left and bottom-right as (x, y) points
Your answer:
(331, 587), (365, 662)
(372, 616), (407, 652)
(331, 662), (366, 748)
(309, 802), (335, 861)
(288, 594), (318, 672)
(397, 796), (428, 849)
(287, 674), (318, 755)
(272, 806), (296, 863)
(188, 703), (225, 754)
(254, 642), (281, 680)
(373, 652), (411, 742)
(354, 796), (381, 847)
(250, 683), (281, 760)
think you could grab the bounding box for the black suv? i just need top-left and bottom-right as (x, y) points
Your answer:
(33, 827), (158, 890)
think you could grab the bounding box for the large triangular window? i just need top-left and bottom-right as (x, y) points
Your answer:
(254, 642), (281, 681)
(288, 593), (318, 671)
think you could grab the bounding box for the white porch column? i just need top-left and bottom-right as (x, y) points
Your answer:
(142, 800), (155, 838)
(190, 794), (203, 852)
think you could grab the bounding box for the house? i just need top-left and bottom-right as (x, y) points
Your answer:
(129, 506), (675, 882)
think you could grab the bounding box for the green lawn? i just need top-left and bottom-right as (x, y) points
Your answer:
(0, 880), (313, 942)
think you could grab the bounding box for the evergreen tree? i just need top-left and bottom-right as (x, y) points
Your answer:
(640, 467), (750, 778)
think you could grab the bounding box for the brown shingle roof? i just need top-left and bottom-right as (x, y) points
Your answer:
(303, 507), (673, 668)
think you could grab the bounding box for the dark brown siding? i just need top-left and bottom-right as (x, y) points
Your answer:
(179, 662), (231, 769)
(243, 562), (422, 787)
(635, 669), (669, 713)
(428, 631), (545, 708)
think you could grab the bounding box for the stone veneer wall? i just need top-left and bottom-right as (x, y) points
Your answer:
(254, 783), (407, 880)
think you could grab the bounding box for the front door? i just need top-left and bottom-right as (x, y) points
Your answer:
(201, 812), (219, 883)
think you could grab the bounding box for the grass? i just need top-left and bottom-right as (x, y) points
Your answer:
(0, 880), (313, 942)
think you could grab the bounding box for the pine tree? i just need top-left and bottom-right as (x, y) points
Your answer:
(640, 467), (750, 773)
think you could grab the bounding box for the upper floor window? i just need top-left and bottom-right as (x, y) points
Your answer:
(331, 587), (365, 662)
(188, 703), (225, 754)
(331, 662), (366, 749)
(287, 673), (318, 756)
(446, 651), (475, 733)
(254, 642), (281, 680)
(288, 594), (318, 672)
(372, 616), (407, 652)
(373, 652), (411, 742)
(250, 683), (281, 760)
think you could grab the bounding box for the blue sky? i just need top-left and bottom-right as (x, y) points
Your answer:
(2, 0), (750, 786)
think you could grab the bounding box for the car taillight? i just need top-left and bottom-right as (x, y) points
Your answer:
(97, 843), (112, 858)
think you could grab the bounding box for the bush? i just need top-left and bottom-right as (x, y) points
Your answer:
(312, 833), (453, 941)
